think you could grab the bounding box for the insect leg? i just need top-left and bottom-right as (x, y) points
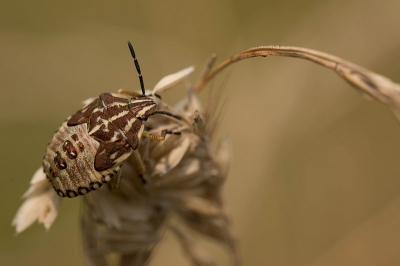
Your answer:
(132, 150), (147, 183)
(117, 89), (143, 97)
(150, 111), (182, 121)
(142, 130), (167, 142)
(142, 130), (182, 142)
(165, 130), (181, 136)
(111, 170), (123, 191)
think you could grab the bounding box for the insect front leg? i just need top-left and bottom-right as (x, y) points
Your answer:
(131, 131), (181, 184)
(142, 130), (181, 142)
(117, 89), (143, 97)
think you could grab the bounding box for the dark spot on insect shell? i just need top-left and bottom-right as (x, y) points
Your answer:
(56, 189), (66, 197)
(50, 168), (57, 177)
(90, 182), (102, 190)
(71, 134), (79, 142)
(78, 187), (90, 195)
(66, 190), (78, 198)
(54, 151), (67, 170)
(63, 140), (78, 159)
(101, 174), (113, 183)
(77, 142), (84, 151)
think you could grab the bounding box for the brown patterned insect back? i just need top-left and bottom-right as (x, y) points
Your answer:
(42, 42), (182, 198)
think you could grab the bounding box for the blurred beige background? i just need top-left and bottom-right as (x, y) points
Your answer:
(2, 1), (400, 265)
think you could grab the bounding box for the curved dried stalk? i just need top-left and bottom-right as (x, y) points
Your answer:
(195, 46), (400, 120)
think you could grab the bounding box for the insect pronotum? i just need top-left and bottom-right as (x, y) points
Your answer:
(42, 42), (181, 198)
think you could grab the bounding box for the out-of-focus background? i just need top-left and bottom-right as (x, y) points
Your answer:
(2, 1), (400, 265)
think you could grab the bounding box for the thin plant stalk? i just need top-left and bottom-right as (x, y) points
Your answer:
(195, 46), (400, 120)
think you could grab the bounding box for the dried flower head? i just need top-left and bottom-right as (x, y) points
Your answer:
(13, 63), (238, 266)
(81, 80), (237, 266)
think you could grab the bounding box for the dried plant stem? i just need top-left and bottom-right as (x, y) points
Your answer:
(197, 53), (218, 86)
(195, 46), (400, 120)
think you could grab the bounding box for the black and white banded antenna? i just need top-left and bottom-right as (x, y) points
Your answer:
(128, 41), (146, 96)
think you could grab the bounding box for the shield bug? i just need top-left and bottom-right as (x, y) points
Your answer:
(43, 42), (181, 198)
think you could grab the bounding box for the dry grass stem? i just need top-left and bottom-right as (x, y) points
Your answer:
(195, 46), (400, 120)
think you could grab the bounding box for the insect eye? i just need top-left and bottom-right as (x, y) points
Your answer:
(140, 115), (148, 121)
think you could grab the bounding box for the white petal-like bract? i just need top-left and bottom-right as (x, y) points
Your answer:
(13, 167), (61, 233)
(152, 66), (195, 94)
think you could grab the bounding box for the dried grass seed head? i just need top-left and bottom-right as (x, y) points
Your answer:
(13, 62), (235, 266)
